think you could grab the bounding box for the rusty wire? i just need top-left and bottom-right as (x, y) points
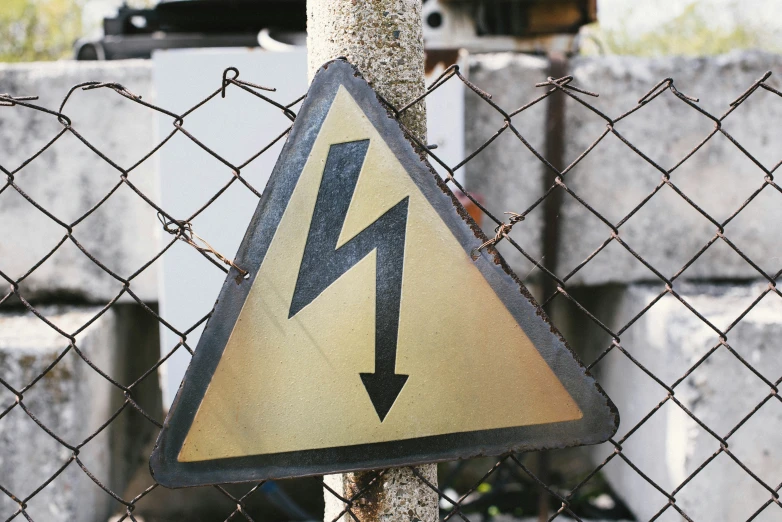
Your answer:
(1, 61), (781, 522)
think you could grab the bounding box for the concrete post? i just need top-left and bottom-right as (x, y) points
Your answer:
(307, 0), (428, 142)
(307, 1), (438, 521)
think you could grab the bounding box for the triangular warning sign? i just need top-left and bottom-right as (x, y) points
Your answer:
(150, 59), (617, 487)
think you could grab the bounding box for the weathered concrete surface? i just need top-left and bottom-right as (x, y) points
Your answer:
(577, 283), (782, 522)
(0, 61), (158, 303)
(464, 53), (551, 282)
(0, 305), (162, 522)
(307, 0), (428, 141)
(464, 51), (782, 285)
(0, 308), (120, 522)
(558, 51), (782, 285)
(324, 466), (439, 522)
(309, 3), (437, 518)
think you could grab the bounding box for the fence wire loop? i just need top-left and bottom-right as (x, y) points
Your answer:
(82, 82), (142, 100)
(0, 93), (39, 107)
(157, 212), (249, 278)
(222, 66), (277, 99)
(476, 211), (526, 252)
(536, 75), (599, 97)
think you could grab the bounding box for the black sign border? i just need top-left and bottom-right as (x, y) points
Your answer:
(150, 59), (618, 488)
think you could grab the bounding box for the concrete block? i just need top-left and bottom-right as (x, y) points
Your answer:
(464, 53), (551, 282)
(581, 283), (782, 522)
(558, 51), (782, 285)
(0, 307), (120, 522)
(0, 61), (158, 303)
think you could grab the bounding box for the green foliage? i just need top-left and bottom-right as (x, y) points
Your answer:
(581, 2), (782, 57)
(0, 0), (83, 62)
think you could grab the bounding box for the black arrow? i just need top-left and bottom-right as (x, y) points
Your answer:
(289, 139), (409, 421)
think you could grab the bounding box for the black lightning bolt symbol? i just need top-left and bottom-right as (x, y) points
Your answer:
(289, 139), (409, 421)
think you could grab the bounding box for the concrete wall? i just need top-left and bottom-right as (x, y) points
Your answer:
(5, 51), (777, 302)
(0, 305), (162, 522)
(464, 53), (550, 278)
(564, 283), (782, 522)
(0, 61), (163, 521)
(0, 307), (140, 520)
(0, 308), (117, 522)
(466, 50), (782, 522)
(0, 61), (158, 303)
(559, 51), (782, 285)
(466, 50), (782, 285)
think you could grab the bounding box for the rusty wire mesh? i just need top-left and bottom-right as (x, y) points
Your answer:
(1, 60), (781, 522)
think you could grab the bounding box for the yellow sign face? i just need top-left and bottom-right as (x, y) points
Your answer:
(150, 59), (617, 487)
(178, 86), (582, 461)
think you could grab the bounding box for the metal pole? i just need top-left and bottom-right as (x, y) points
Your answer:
(537, 52), (569, 522)
(307, 1), (438, 521)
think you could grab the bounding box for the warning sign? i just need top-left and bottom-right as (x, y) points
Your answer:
(150, 59), (617, 487)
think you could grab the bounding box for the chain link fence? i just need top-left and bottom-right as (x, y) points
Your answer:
(1, 59), (781, 522)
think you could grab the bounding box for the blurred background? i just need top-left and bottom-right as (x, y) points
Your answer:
(2, 1), (782, 522)
(2, 0), (782, 62)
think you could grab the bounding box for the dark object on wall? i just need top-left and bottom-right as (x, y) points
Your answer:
(423, 0), (596, 53)
(75, 0), (596, 60)
(74, 0), (307, 60)
(473, 0), (596, 37)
